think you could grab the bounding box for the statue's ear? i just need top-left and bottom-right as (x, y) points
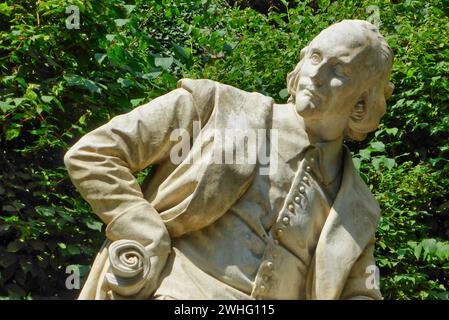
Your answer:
(384, 81), (394, 99)
(351, 97), (367, 122)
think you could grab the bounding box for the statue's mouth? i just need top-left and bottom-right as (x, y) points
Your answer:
(300, 88), (322, 103)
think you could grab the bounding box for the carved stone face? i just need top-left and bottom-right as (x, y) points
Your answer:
(295, 22), (380, 121)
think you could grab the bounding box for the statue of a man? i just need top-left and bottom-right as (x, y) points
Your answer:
(64, 19), (394, 300)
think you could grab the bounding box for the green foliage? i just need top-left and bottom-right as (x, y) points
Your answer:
(0, 0), (191, 299)
(0, 0), (448, 299)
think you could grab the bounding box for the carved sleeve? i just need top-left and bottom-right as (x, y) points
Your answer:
(64, 84), (211, 250)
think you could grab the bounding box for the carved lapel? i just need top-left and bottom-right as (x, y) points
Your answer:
(308, 146), (381, 299)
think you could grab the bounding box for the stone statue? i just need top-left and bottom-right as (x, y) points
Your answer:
(64, 19), (394, 300)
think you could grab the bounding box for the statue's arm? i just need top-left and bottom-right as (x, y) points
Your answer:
(64, 87), (203, 254)
(340, 237), (383, 300)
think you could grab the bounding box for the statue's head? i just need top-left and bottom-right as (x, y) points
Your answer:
(287, 19), (394, 141)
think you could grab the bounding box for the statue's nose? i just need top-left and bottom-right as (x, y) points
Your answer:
(309, 68), (324, 87)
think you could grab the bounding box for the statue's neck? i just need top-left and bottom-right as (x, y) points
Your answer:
(292, 107), (345, 185)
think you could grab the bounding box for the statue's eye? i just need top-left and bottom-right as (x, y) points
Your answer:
(310, 52), (322, 65)
(334, 64), (346, 77)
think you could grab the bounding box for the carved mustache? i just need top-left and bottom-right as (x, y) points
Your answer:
(297, 86), (323, 101)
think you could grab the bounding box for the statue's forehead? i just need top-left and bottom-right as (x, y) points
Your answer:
(308, 23), (369, 58)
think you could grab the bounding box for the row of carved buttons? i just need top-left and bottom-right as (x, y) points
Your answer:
(255, 261), (274, 300)
(256, 160), (315, 299)
(275, 172), (312, 239)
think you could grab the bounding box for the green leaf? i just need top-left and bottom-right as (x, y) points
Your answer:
(124, 5), (136, 15)
(94, 53), (107, 65)
(422, 239), (438, 260)
(67, 245), (81, 255)
(383, 157), (396, 170)
(0, 101), (14, 113)
(117, 78), (133, 88)
(6, 240), (25, 253)
(5, 128), (21, 141)
(114, 19), (130, 27)
(35, 206), (55, 217)
(85, 219), (103, 232)
(41, 95), (54, 103)
(131, 98), (145, 107)
(359, 149), (371, 160)
(385, 127), (399, 136)
(372, 157), (382, 170)
(370, 141), (385, 152)
(142, 71), (162, 80)
(409, 241), (422, 260)
(56, 210), (75, 223)
(172, 42), (191, 63)
(13, 98), (26, 106)
(154, 57), (173, 70)
(63, 74), (102, 94)
(279, 88), (289, 99)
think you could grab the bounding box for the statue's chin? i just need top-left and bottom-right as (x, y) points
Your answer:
(295, 96), (320, 118)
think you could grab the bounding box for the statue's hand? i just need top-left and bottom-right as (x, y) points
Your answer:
(105, 239), (152, 297)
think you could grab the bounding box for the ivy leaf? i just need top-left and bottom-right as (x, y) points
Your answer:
(279, 88), (289, 99)
(141, 71), (162, 80)
(67, 245), (81, 255)
(5, 128), (21, 141)
(124, 5), (136, 15)
(154, 57), (173, 70)
(383, 158), (396, 170)
(35, 206), (55, 217)
(371, 157), (382, 170)
(0, 101), (14, 113)
(6, 240), (25, 253)
(370, 141), (385, 152)
(172, 42), (191, 64)
(64, 74), (102, 94)
(114, 19), (130, 27)
(131, 98), (145, 107)
(359, 149), (371, 160)
(84, 219), (103, 232)
(94, 53), (107, 65)
(385, 127), (399, 136)
(41, 95), (54, 103)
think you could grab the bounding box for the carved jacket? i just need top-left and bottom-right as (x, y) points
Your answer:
(64, 78), (382, 300)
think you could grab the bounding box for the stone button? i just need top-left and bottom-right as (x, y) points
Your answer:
(294, 196), (301, 203)
(302, 176), (309, 183)
(305, 165), (312, 172)
(276, 228), (284, 238)
(282, 216), (290, 225)
(266, 261), (274, 270)
(288, 204), (295, 212)
(260, 284), (266, 292)
(310, 157), (315, 163)
(299, 186), (305, 193)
